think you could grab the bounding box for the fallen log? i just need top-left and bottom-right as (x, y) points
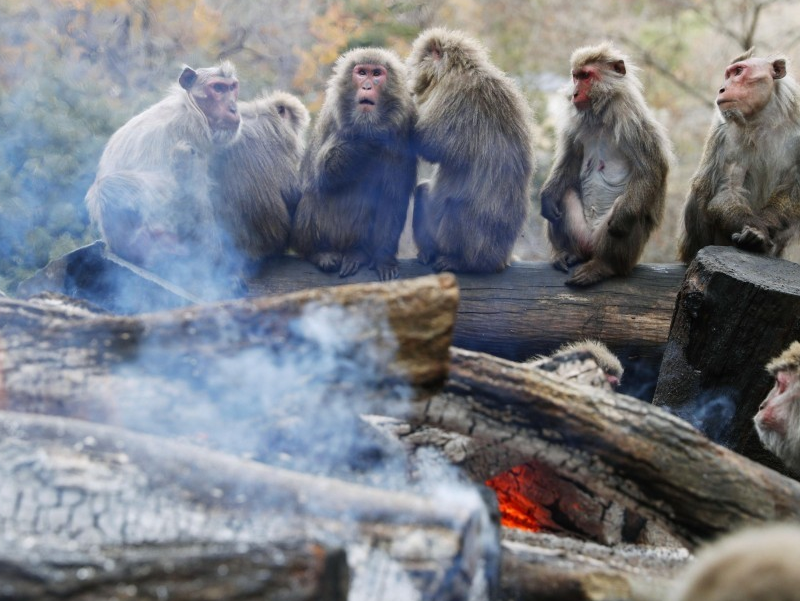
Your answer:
(0, 275), (456, 462)
(417, 348), (800, 548)
(18, 242), (686, 397)
(652, 245), (800, 471)
(0, 411), (497, 601)
(499, 529), (690, 601)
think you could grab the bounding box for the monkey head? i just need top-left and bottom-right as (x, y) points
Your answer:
(717, 50), (786, 123)
(569, 43), (629, 114)
(754, 341), (800, 472)
(180, 63), (241, 143)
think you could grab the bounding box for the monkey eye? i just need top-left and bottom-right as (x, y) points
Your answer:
(357, 68), (367, 76)
(372, 69), (383, 77)
(574, 70), (591, 80)
(213, 83), (228, 93)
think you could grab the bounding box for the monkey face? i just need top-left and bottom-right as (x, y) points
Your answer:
(352, 64), (388, 113)
(717, 58), (785, 121)
(195, 76), (241, 132)
(571, 66), (598, 111)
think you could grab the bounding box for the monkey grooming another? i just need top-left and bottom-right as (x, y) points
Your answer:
(679, 49), (800, 261)
(212, 91), (309, 272)
(540, 42), (671, 287)
(86, 63), (241, 277)
(754, 341), (800, 473)
(406, 28), (536, 274)
(290, 47), (417, 281)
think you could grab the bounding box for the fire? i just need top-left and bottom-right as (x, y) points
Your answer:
(486, 463), (550, 532)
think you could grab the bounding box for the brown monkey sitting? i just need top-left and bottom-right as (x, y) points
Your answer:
(212, 91), (309, 270)
(540, 42), (671, 286)
(407, 28), (536, 273)
(754, 341), (800, 473)
(290, 48), (417, 281)
(679, 49), (800, 261)
(86, 63), (241, 272)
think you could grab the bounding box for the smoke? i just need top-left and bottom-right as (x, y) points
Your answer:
(668, 389), (737, 447)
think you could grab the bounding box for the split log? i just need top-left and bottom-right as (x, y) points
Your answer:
(0, 411), (497, 601)
(499, 529), (690, 601)
(417, 348), (800, 548)
(18, 242), (686, 397)
(652, 246), (800, 471)
(0, 275), (456, 460)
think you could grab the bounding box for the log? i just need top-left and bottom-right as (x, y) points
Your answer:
(0, 275), (456, 462)
(499, 529), (690, 601)
(652, 246), (800, 471)
(417, 348), (800, 548)
(0, 411), (497, 601)
(18, 242), (686, 398)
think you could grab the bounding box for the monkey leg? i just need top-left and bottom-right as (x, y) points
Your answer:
(412, 181), (439, 265)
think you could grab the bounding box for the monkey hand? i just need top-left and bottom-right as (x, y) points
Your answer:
(732, 225), (774, 253)
(370, 257), (399, 281)
(607, 207), (636, 238)
(540, 191), (563, 222)
(552, 250), (582, 273)
(339, 248), (369, 278)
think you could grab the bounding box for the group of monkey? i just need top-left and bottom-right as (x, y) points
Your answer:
(85, 27), (800, 291)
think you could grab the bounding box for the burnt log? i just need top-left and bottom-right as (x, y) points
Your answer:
(0, 411), (497, 601)
(417, 348), (800, 549)
(18, 242), (686, 397)
(653, 246), (800, 471)
(0, 275), (456, 461)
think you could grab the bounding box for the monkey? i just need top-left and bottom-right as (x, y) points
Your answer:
(290, 47), (417, 281)
(406, 28), (536, 274)
(540, 42), (671, 287)
(85, 62), (241, 275)
(668, 523), (800, 601)
(753, 341), (800, 473)
(211, 91), (310, 271)
(524, 339), (624, 391)
(678, 49), (800, 262)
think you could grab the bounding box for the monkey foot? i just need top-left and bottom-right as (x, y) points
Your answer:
(732, 226), (774, 254)
(311, 252), (342, 273)
(552, 252), (582, 273)
(371, 261), (399, 281)
(565, 262), (614, 287)
(417, 250), (435, 265)
(339, 250), (369, 277)
(432, 255), (463, 273)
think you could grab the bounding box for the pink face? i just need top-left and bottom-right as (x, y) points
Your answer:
(352, 63), (387, 113)
(716, 58), (784, 120)
(571, 65), (599, 111)
(196, 76), (241, 131)
(755, 370), (794, 437)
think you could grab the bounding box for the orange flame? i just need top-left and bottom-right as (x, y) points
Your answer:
(485, 463), (548, 532)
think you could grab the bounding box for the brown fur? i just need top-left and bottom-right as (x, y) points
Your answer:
(540, 42), (671, 286)
(290, 47), (417, 281)
(669, 524), (800, 601)
(212, 91), (309, 266)
(86, 63), (241, 273)
(526, 339), (623, 390)
(407, 28), (536, 274)
(678, 50), (800, 262)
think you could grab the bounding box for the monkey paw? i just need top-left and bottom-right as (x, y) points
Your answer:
(552, 252), (581, 273)
(339, 250), (369, 278)
(432, 255), (462, 273)
(311, 252), (342, 273)
(732, 226), (773, 253)
(373, 262), (399, 281)
(417, 249), (435, 265)
(565, 261), (613, 287)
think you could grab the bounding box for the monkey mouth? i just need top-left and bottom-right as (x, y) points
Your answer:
(358, 99), (376, 106)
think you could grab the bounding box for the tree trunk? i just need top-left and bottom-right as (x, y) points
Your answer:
(652, 246), (800, 472)
(418, 348), (800, 548)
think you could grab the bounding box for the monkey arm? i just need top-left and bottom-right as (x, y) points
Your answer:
(315, 135), (378, 194)
(540, 134), (582, 223)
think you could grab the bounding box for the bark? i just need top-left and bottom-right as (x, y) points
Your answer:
(0, 411), (496, 601)
(652, 245), (800, 471)
(417, 348), (800, 549)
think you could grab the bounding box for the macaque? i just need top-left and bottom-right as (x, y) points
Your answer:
(541, 42), (671, 286)
(212, 91), (309, 269)
(525, 339), (624, 391)
(754, 341), (800, 472)
(290, 47), (417, 281)
(86, 63), (241, 273)
(407, 28), (535, 273)
(669, 524), (800, 601)
(679, 49), (800, 261)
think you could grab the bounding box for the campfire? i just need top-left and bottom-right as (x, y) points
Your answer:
(7, 245), (800, 600)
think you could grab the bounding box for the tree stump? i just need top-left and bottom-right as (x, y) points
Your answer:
(652, 246), (800, 472)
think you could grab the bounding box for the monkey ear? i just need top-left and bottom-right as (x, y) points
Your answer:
(773, 59), (787, 80)
(427, 39), (443, 62)
(179, 67), (198, 90)
(611, 60), (626, 76)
